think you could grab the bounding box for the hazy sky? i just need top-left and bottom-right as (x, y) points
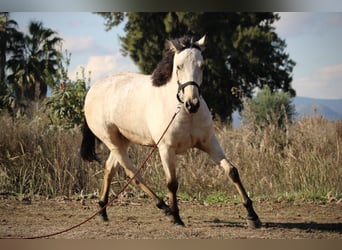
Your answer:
(10, 12), (342, 99)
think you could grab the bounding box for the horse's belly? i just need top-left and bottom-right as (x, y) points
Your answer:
(118, 127), (155, 146)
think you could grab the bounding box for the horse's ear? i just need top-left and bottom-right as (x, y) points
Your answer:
(195, 35), (206, 51)
(167, 39), (180, 53)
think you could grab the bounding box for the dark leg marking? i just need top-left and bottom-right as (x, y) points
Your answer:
(229, 166), (261, 228)
(98, 200), (109, 221)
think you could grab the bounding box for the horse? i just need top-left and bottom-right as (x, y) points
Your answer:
(80, 35), (261, 228)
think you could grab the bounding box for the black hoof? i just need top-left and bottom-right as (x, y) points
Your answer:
(101, 214), (109, 222)
(172, 213), (185, 227)
(98, 200), (109, 221)
(156, 200), (185, 226)
(173, 218), (185, 227)
(246, 216), (262, 229)
(156, 200), (172, 215)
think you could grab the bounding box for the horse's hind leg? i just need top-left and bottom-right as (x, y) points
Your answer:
(99, 152), (120, 221)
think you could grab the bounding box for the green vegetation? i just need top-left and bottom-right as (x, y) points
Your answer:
(241, 85), (296, 129)
(204, 192), (234, 204)
(45, 66), (89, 129)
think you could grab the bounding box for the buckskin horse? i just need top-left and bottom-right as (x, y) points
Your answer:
(80, 35), (261, 228)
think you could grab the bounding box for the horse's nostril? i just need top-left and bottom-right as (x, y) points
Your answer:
(185, 100), (200, 113)
(185, 101), (191, 110)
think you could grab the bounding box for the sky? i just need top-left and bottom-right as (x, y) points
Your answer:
(10, 12), (342, 100)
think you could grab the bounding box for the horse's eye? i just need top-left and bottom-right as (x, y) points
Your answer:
(177, 65), (183, 70)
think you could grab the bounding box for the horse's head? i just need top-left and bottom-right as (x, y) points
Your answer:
(169, 35), (206, 114)
(151, 35), (206, 114)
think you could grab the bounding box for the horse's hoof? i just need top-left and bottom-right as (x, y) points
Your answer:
(98, 200), (109, 222)
(172, 214), (185, 227)
(173, 219), (185, 227)
(246, 217), (262, 229)
(101, 215), (109, 222)
(156, 200), (172, 215)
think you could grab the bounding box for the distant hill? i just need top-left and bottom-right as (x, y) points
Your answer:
(232, 96), (342, 127)
(293, 97), (342, 120)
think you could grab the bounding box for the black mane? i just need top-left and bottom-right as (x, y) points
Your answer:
(151, 36), (201, 87)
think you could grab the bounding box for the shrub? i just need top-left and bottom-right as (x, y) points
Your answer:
(241, 85), (296, 129)
(45, 76), (88, 129)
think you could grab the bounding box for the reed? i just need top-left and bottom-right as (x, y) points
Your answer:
(0, 111), (341, 201)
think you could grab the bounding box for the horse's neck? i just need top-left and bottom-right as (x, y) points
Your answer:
(158, 79), (179, 111)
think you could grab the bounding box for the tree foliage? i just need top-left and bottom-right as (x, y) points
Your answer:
(46, 78), (87, 129)
(0, 13), (23, 108)
(0, 13), (87, 130)
(97, 12), (296, 122)
(6, 20), (62, 101)
(45, 52), (89, 129)
(241, 85), (296, 129)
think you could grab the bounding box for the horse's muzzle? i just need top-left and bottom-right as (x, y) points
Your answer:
(177, 81), (201, 113)
(185, 99), (200, 113)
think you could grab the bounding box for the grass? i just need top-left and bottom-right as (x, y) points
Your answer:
(0, 110), (341, 203)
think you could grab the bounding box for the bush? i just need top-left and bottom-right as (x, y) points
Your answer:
(241, 85), (296, 129)
(45, 77), (87, 129)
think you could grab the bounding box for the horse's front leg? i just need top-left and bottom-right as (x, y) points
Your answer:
(200, 135), (261, 228)
(159, 146), (184, 226)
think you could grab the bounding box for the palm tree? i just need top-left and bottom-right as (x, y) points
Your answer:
(7, 21), (62, 101)
(0, 13), (23, 97)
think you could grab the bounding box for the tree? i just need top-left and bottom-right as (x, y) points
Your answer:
(97, 12), (296, 122)
(0, 13), (23, 104)
(6, 21), (62, 101)
(241, 85), (296, 129)
(241, 85), (296, 151)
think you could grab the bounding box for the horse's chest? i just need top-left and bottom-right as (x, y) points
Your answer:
(168, 123), (210, 154)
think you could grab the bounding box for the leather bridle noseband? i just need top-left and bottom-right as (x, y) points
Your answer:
(176, 81), (201, 104)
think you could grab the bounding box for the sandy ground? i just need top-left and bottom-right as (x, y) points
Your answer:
(0, 195), (341, 239)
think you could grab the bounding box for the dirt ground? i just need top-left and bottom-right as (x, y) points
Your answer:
(0, 194), (341, 239)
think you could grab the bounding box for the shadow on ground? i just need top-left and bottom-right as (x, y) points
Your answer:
(206, 218), (342, 233)
(264, 221), (342, 233)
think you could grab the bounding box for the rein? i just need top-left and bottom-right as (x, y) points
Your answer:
(1, 105), (182, 239)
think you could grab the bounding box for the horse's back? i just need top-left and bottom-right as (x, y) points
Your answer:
(85, 72), (150, 113)
(84, 72), (155, 146)
(87, 72), (149, 99)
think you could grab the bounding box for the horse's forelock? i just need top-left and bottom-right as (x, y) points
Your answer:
(171, 36), (201, 52)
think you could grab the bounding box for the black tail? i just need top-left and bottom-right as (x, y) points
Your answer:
(80, 119), (100, 162)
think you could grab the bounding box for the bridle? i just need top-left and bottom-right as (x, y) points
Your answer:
(174, 43), (203, 104)
(176, 81), (201, 104)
